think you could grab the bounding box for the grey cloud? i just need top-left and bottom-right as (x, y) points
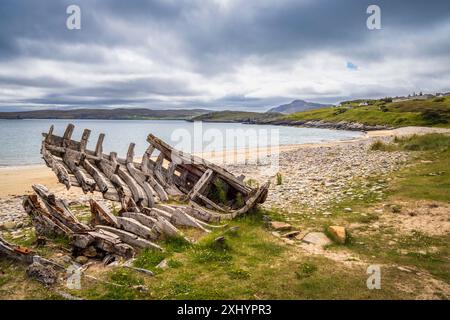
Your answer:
(0, 0), (449, 110)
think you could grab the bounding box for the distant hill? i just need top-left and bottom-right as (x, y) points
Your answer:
(190, 110), (282, 123)
(0, 108), (211, 120)
(268, 99), (330, 114)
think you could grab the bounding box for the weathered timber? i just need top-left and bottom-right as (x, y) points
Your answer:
(231, 181), (270, 218)
(0, 236), (34, 264)
(96, 226), (162, 251)
(89, 199), (118, 228)
(126, 143), (155, 207)
(31, 184), (91, 233)
(188, 169), (214, 200)
(116, 216), (159, 241)
(41, 146), (71, 190)
(41, 124), (269, 217)
(147, 134), (252, 195)
(63, 149), (96, 193)
(23, 195), (72, 237)
(121, 212), (157, 229)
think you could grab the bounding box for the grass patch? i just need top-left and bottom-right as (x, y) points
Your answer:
(276, 172), (283, 185)
(285, 96), (450, 128)
(133, 249), (167, 271)
(295, 262), (318, 279)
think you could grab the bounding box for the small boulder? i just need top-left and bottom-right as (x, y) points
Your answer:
(269, 221), (292, 232)
(3, 221), (16, 230)
(75, 256), (89, 265)
(327, 226), (347, 244)
(302, 232), (332, 247)
(156, 259), (169, 270)
(82, 246), (98, 258)
(26, 262), (57, 286)
(344, 208), (353, 212)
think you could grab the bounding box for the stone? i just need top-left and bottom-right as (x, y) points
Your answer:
(344, 208), (352, 212)
(156, 259), (169, 269)
(3, 221), (16, 230)
(75, 256), (89, 265)
(26, 262), (57, 286)
(301, 232), (332, 247)
(82, 246), (98, 258)
(327, 226), (347, 244)
(269, 221), (292, 232)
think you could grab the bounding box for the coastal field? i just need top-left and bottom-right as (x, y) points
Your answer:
(1, 126), (449, 299)
(191, 96), (450, 129)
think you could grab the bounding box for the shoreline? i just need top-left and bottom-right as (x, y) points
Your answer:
(0, 126), (449, 198)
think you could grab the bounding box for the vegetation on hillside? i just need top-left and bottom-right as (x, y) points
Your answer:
(284, 96), (450, 128)
(190, 110), (281, 122)
(0, 108), (211, 120)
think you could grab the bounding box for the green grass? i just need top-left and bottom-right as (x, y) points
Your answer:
(285, 96), (450, 128)
(191, 110), (281, 122)
(371, 133), (450, 202)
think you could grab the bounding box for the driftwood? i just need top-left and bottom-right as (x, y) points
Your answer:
(41, 124), (269, 218)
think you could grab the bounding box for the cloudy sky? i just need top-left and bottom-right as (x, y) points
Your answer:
(1, 0), (449, 111)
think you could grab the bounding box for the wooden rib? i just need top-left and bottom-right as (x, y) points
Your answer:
(81, 156), (109, 194)
(196, 194), (227, 212)
(41, 144), (71, 190)
(45, 125), (54, 143)
(154, 153), (166, 186)
(126, 143), (155, 207)
(95, 133), (105, 157)
(95, 226), (162, 251)
(141, 145), (155, 173)
(231, 181), (270, 218)
(80, 129), (91, 153)
(63, 149), (96, 193)
(111, 152), (148, 207)
(62, 124), (75, 148)
(166, 162), (177, 185)
(188, 169), (214, 200)
(147, 134), (251, 195)
(89, 199), (118, 227)
(97, 159), (132, 199)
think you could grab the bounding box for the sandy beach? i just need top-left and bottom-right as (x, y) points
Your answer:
(1, 126), (448, 199)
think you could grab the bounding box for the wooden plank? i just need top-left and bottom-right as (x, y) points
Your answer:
(79, 129), (91, 153)
(89, 199), (118, 227)
(62, 124), (75, 148)
(116, 216), (159, 241)
(81, 157), (109, 194)
(231, 181), (270, 218)
(111, 152), (148, 207)
(147, 134), (251, 195)
(95, 133), (105, 157)
(41, 144), (71, 190)
(188, 169), (214, 200)
(95, 226), (162, 251)
(63, 149), (96, 193)
(126, 143), (155, 207)
(121, 212), (157, 229)
(196, 194), (227, 212)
